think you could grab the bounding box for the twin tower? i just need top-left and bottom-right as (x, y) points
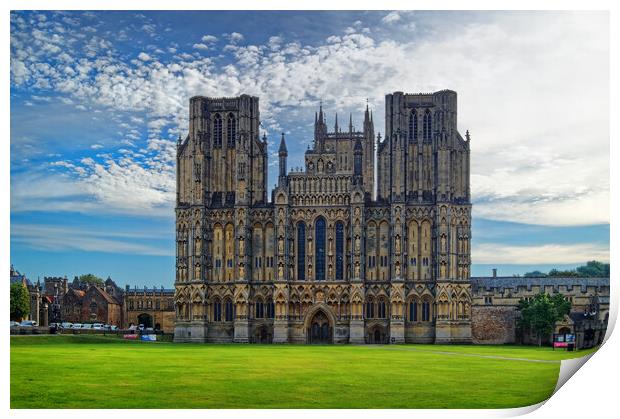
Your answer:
(174, 90), (472, 344)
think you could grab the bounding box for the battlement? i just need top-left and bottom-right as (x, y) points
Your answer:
(471, 277), (610, 295)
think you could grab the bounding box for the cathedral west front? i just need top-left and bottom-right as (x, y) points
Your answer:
(174, 90), (473, 344)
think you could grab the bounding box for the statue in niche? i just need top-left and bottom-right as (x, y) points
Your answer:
(354, 235), (361, 253)
(239, 264), (245, 278)
(395, 235), (401, 254)
(441, 235), (447, 252)
(278, 264), (284, 279)
(278, 236), (284, 254)
(354, 261), (360, 278)
(239, 238), (245, 256)
(440, 263), (447, 278)
(395, 262), (401, 277)
(195, 263), (201, 280)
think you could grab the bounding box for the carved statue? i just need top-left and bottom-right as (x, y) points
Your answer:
(278, 236), (284, 254)
(239, 264), (245, 278)
(278, 264), (284, 279)
(441, 235), (447, 252)
(395, 262), (401, 277)
(395, 235), (401, 254)
(354, 262), (360, 278)
(239, 238), (244, 255)
(354, 235), (361, 253)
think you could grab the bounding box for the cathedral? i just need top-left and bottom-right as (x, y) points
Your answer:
(173, 90), (472, 344)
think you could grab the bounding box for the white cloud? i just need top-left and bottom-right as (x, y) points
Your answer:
(473, 243), (609, 265)
(137, 52), (151, 61)
(201, 35), (217, 43)
(192, 43), (210, 50)
(9, 12), (608, 226)
(382, 11), (401, 24)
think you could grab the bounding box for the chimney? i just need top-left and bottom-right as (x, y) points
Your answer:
(492, 268), (497, 278)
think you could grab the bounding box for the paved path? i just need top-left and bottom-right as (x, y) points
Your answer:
(363, 345), (561, 364)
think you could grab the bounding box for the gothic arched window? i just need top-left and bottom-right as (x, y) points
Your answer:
(227, 113), (236, 148)
(213, 299), (222, 321)
(335, 221), (344, 280)
(378, 299), (387, 319)
(409, 109), (418, 142)
(366, 299), (375, 318)
(224, 299), (233, 321)
(423, 109), (432, 142)
(409, 300), (418, 321)
(315, 217), (326, 280)
(422, 300), (430, 321)
(297, 221), (306, 281)
(213, 113), (222, 148)
(255, 299), (264, 319)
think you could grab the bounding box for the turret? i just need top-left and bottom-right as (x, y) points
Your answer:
(278, 133), (288, 186)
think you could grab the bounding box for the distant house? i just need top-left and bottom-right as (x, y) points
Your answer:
(61, 285), (122, 326)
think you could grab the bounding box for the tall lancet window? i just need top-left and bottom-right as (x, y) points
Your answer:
(213, 113), (222, 148)
(315, 217), (326, 280)
(409, 109), (418, 142)
(297, 221), (306, 281)
(227, 113), (236, 148)
(335, 221), (344, 280)
(423, 109), (432, 142)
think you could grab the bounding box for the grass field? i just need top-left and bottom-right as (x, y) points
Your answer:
(10, 335), (598, 409)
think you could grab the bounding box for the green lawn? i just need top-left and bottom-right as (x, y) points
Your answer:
(10, 335), (598, 409)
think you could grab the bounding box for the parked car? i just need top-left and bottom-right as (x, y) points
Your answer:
(19, 320), (38, 327)
(110, 325), (119, 331)
(10, 321), (20, 328)
(72, 323), (83, 330)
(145, 327), (154, 333)
(92, 323), (104, 330)
(61, 322), (73, 329)
(81, 324), (93, 330)
(128, 324), (137, 331)
(138, 324), (145, 331)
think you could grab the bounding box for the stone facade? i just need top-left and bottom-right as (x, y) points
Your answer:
(123, 286), (176, 332)
(471, 276), (609, 348)
(61, 285), (123, 326)
(174, 90), (473, 343)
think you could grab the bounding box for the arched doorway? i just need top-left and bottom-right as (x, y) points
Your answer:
(367, 325), (387, 344)
(307, 310), (332, 344)
(137, 313), (153, 328)
(254, 326), (273, 343)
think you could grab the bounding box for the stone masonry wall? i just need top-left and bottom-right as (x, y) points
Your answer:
(472, 305), (516, 344)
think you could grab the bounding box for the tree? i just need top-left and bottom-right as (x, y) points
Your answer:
(10, 283), (30, 321)
(576, 260), (610, 277)
(517, 293), (571, 346)
(523, 270), (547, 278)
(547, 269), (579, 277)
(78, 274), (104, 286)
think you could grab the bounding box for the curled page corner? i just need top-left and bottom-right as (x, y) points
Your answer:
(553, 352), (596, 395)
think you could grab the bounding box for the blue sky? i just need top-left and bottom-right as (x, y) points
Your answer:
(10, 10), (609, 287)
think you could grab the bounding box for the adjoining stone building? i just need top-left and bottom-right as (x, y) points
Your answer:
(124, 286), (176, 332)
(471, 276), (609, 348)
(174, 90), (472, 343)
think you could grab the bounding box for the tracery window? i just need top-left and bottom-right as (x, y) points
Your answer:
(213, 300), (222, 321)
(213, 113), (222, 148)
(225, 299), (233, 321)
(378, 299), (387, 319)
(409, 300), (418, 321)
(422, 301), (430, 321)
(366, 301), (375, 318)
(297, 222), (306, 281)
(423, 109), (432, 141)
(409, 109), (418, 142)
(335, 221), (344, 280)
(315, 217), (326, 280)
(227, 113), (236, 148)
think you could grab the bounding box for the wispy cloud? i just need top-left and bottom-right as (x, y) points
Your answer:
(11, 223), (173, 256)
(472, 243), (609, 265)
